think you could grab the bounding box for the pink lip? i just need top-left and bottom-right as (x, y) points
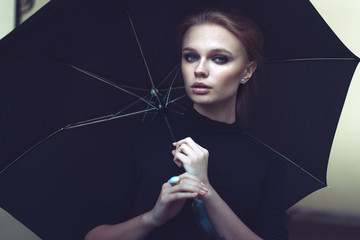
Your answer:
(191, 82), (211, 94)
(191, 82), (210, 88)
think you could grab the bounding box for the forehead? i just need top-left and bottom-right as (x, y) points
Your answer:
(182, 24), (244, 53)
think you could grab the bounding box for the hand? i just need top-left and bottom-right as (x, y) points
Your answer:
(172, 137), (209, 185)
(148, 172), (208, 227)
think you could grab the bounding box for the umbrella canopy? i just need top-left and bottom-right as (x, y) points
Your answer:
(0, 0), (359, 239)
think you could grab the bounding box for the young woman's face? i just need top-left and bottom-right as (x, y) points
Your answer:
(181, 24), (255, 111)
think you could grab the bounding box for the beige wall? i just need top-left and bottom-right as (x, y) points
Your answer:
(20, 0), (49, 23)
(0, 0), (15, 39)
(0, 0), (49, 39)
(0, 0), (359, 238)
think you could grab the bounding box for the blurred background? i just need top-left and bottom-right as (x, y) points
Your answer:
(0, 0), (359, 239)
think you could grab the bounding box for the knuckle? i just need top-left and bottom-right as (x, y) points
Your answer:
(183, 172), (190, 178)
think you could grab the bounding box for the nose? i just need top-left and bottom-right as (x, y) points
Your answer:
(194, 60), (208, 78)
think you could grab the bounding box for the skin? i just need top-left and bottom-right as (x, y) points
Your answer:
(85, 24), (260, 240)
(181, 23), (257, 124)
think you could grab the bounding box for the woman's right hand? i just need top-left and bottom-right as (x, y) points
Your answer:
(146, 172), (208, 227)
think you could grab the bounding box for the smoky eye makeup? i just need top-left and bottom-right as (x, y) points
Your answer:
(181, 48), (232, 64)
(212, 55), (229, 64)
(183, 53), (199, 62)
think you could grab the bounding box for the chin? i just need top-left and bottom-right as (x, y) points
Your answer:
(188, 95), (213, 105)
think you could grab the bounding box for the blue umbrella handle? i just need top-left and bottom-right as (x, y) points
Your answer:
(192, 198), (226, 240)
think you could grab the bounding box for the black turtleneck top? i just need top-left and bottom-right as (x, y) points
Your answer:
(93, 108), (288, 240)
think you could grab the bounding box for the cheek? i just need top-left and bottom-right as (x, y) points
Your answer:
(215, 67), (243, 87)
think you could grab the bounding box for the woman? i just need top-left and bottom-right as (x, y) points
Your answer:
(85, 9), (288, 240)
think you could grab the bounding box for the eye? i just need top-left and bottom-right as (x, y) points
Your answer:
(183, 53), (198, 62)
(213, 56), (228, 64)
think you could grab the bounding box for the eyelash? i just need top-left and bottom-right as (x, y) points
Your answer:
(183, 54), (228, 64)
(184, 54), (198, 62)
(213, 56), (228, 64)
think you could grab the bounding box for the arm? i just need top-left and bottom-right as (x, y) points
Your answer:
(85, 172), (208, 240)
(84, 212), (156, 240)
(173, 137), (262, 240)
(202, 184), (262, 240)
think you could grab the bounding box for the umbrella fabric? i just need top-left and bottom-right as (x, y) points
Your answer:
(0, 0), (359, 239)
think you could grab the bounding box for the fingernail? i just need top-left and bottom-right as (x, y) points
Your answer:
(201, 187), (208, 192)
(199, 190), (207, 195)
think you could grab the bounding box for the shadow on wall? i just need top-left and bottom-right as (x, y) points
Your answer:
(286, 207), (360, 240)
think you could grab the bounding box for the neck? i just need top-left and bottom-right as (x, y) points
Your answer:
(193, 102), (237, 124)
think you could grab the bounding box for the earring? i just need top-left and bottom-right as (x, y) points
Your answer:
(240, 79), (248, 84)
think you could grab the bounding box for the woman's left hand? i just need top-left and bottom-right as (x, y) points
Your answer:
(172, 137), (209, 185)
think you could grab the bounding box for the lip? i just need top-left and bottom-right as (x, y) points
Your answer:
(191, 82), (210, 88)
(191, 82), (211, 94)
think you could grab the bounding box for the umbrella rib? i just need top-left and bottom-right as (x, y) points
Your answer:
(267, 57), (358, 64)
(0, 108), (157, 174)
(71, 65), (157, 109)
(163, 66), (181, 108)
(159, 86), (184, 91)
(166, 94), (187, 105)
(243, 132), (326, 187)
(127, 11), (156, 90)
(157, 63), (181, 89)
(70, 65), (149, 92)
(64, 108), (157, 129)
(113, 94), (151, 117)
(0, 128), (63, 175)
(141, 95), (155, 123)
(66, 96), (152, 129)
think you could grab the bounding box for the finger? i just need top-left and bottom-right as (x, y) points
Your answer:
(180, 173), (208, 193)
(165, 192), (198, 202)
(179, 140), (208, 161)
(166, 181), (207, 196)
(177, 137), (202, 153)
(164, 174), (208, 196)
(166, 173), (205, 190)
(175, 137), (193, 149)
(172, 150), (183, 168)
(173, 151), (186, 167)
(176, 143), (194, 157)
(180, 180), (208, 196)
(179, 172), (205, 184)
(173, 151), (190, 165)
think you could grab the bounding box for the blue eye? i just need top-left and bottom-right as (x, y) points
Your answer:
(213, 56), (228, 64)
(184, 54), (198, 62)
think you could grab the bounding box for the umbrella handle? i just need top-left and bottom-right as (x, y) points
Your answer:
(192, 198), (226, 240)
(163, 115), (176, 142)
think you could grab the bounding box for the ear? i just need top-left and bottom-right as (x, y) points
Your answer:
(243, 61), (257, 81)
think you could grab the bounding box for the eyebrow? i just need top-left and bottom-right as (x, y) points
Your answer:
(182, 47), (233, 55)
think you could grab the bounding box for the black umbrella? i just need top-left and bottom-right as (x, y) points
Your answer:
(0, 0), (358, 239)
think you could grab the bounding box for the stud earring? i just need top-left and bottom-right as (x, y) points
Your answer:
(240, 79), (248, 84)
